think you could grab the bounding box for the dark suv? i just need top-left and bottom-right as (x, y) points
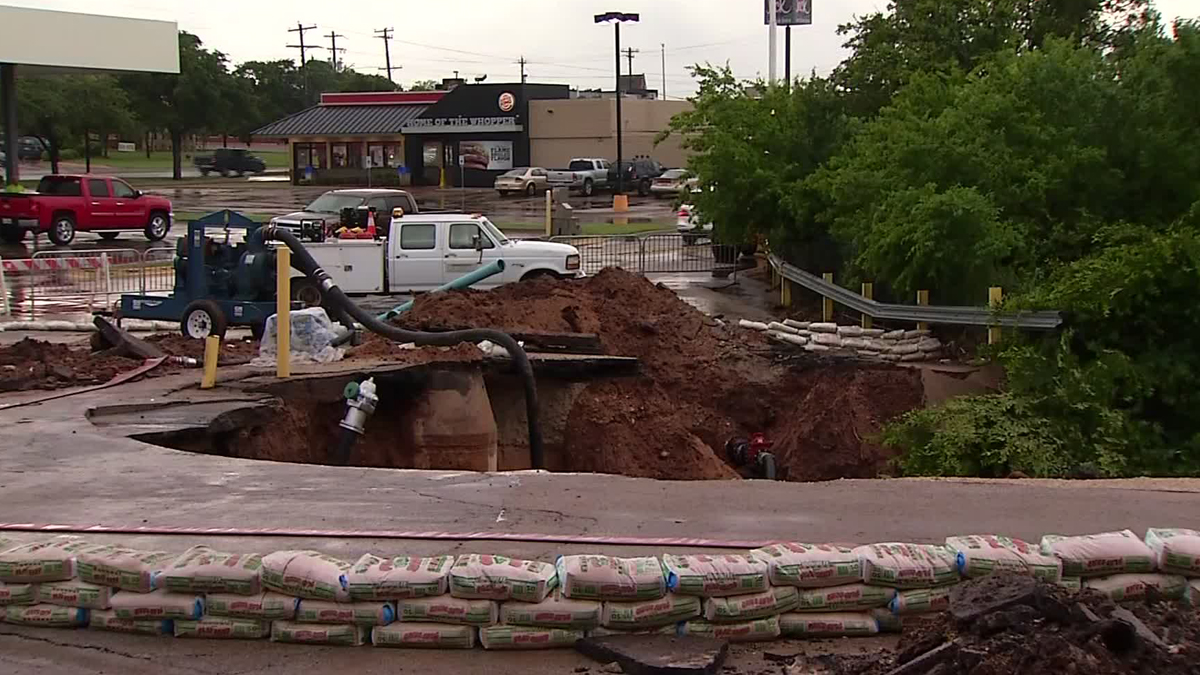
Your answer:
(194, 148), (267, 177)
(608, 158), (665, 196)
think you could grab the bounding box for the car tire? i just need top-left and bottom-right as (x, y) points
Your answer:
(220, 169), (231, 178)
(98, 232), (120, 241)
(236, 171), (245, 177)
(291, 278), (325, 308)
(181, 299), (228, 339)
(250, 321), (267, 341)
(497, 190), (508, 198)
(525, 182), (537, 197)
(582, 179), (594, 197)
(49, 214), (76, 246)
(144, 212), (170, 242)
(520, 269), (559, 282)
(200, 169), (211, 177)
(638, 179), (651, 197)
(0, 224), (26, 244)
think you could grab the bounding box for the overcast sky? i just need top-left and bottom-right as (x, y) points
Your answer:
(10, 0), (1199, 96)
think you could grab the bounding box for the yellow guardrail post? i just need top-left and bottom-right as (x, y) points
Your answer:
(988, 286), (1003, 345)
(200, 336), (220, 389)
(861, 282), (873, 329)
(781, 275), (792, 308)
(276, 245), (291, 378)
(916, 290), (930, 331)
(822, 272), (835, 322)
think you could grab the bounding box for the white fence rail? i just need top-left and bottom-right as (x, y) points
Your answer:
(549, 232), (739, 276)
(0, 247), (176, 319)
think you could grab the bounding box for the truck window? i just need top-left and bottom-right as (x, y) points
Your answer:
(87, 179), (110, 197)
(400, 224), (437, 250)
(449, 223), (495, 250)
(111, 180), (136, 198)
(36, 176), (82, 196)
(568, 160), (595, 172)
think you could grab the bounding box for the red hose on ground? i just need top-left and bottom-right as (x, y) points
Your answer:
(0, 522), (771, 549)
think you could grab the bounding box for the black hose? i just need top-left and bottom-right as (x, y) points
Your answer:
(258, 226), (545, 469)
(334, 427), (358, 466)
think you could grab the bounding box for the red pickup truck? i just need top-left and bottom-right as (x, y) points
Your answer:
(0, 174), (173, 245)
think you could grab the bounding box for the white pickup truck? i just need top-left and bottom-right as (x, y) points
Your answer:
(288, 213), (583, 304)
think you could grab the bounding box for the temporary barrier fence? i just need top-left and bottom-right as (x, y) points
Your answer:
(549, 232), (735, 276)
(0, 248), (176, 319)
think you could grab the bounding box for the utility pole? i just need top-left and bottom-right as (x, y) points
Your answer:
(287, 23), (321, 102)
(623, 47), (638, 80)
(768, 0), (778, 84)
(784, 25), (791, 88)
(660, 43), (666, 100)
(375, 27), (394, 82)
(325, 31), (346, 71)
(518, 56), (528, 84)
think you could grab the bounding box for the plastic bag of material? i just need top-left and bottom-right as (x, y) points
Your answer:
(348, 554), (454, 601)
(681, 617), (781, 643)
(206, 591), (297, 620)
(162, 546), (264, 596)
(499, 590), (601, 629)
(588, 624), (679, 637)
(88, 609), (171, 636)
(449, 554), (558, 602)
(1144, 528), (1200, 576)
(601, 593), (702, 629)
(0, 536), (90, 583)
(108, 589), (202, 620)
(871, 608), (903, 633)
(779, 612), (879, 637)
(262, 550), (352, 601)
(295, 599), (395, 626)
(0, 582), (37, 606)
(479, 625), (584, 650)
(889, 587), (952, 615)
(661, 554), (768, 597)
(1040, 531), (1155, 578)
(271, 620), (366, 646)
(175, 617), (271, 639)
(855, 544), (959, 588)
(1083, 574), (1188, 602)
(946, 535), (1063, 582)
(4, 604), (88, 627)
(794, 584), (895, 612)
(373, 622), (476, 649)
(397, 595), (498, 626)
(254, 308), (345, 366)
(37, 580), (113, 609)
(750, 543), (861, 588)
(556, 555), (666, 601)
(1058, 577), (1083, 592)
(77, 544), (175, 593)
(704, 586), (799, 622)
(0, 537), (15, 552)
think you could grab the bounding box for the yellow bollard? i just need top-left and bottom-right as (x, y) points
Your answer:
(276, 246), (291, 378)
(861, 282), (874, 329)
(781, 278), (792, 308)
(822, 272), (835, 322)
(988, 286), (1003, 345)
(916, 290), (930, 331)
(545, 189), (552, 236)
(200, 336), (220, 389)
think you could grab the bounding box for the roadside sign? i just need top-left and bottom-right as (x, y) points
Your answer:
(764, 0), (812, 25)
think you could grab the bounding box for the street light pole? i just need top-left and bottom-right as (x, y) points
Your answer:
(595, 12), (639, 204)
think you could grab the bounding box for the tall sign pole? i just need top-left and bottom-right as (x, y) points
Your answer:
(768, 0), (777, 84)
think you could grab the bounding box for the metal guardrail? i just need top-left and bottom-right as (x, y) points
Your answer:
(768, 254), (1062, 329)
(550, 232), (731, 276)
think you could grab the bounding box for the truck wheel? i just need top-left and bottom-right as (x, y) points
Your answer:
(582, 179), (594, 197)
(250, 321), (267, 341)
(144, 212), (170, 241)
(98, 232), (120, 241)
(291, 278), (325, 308)
(219, 169), (231, 178)
(200, 169), (211, 177)
(525, 182), (537, 197)
(1, 224), (26, 244)
(638, 179), (651, 197)
(49, 214), (76, 246)
(181, 300), (228, 339)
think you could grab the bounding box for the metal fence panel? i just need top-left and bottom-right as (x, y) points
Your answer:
(141, 247), (176, 293)
(550, 233), (725, 276)
(27, 248), (141, 316)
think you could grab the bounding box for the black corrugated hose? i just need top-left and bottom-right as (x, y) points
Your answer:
(256, 226), (544, 469)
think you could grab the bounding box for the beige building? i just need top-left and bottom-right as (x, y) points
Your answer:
(530, 99), (693, 169)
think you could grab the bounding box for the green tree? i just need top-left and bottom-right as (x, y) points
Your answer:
(17, 75), (132, 172)
(410, 79), (441, 91)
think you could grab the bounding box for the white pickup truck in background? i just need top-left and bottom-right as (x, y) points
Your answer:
(289, 214), (582, 305)
(546, 158), (611, 197)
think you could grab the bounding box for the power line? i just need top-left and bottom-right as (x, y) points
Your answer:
(518, 56), (527, 84)
(286, 23), (321, 102)
(623, 47), (639, 78)
(325, 31), (346, 71)
(375, 27), (395, 83)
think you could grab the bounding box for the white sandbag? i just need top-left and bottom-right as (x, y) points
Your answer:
(779, 612), (879, 637)
(162, 546), (264, 596)
(783, 320), (811, 330)
(109, 589), (202, 620)
(262, 550), (351, 601)
(479, 625), (584, 650)
(448, 554), (557, 602)
(804, 343), (830, 352)
(813, 333), (843, 348)
(890, 343), (919, 355)
(175, 617), (271, 639)
(0, 537), (14, 551)
(889, 587), (952, 614)
(900, 352), (927, 362)
(842, 337), (869, 350)
(77, 544), (174, 593)
(271, 620), (365, 646)
(602, 593), (701, 629)
(206, 592), (297, 620)
(255, 307), (345, 365)
(768, 321), (801, 335)
(1040, 530), (1155, 578)
(0, 536), (90, 583)
(903, 330), (931, 339)
(0, 582), (37, 606)
(348, 554), (454, 600)
(1058, 577), (1083, 592)
(1144, 528), (1200, 576)
(917, 338), (942, 352)
(1083, 574), (1187, 601)
(855, 544), (959, 588)
(794, 584), (895, 612)
(704, 586), (799, 622)
(837, 325), (864, 337)
(681, 617), (780, 643)
(1186, 579), (1200, 606)
(738, 320), (769, 332)
(751, 543), (862, 588)
(862, 329), (885, 338)
(373, 622), (476, 649)
(4, 604), (88, 626)
(769, 331), (809, 347)
(499, 591), (600, 629)
(555, 555), (666, 601)
(871, 608), (903, 633)
(296, 599), (395, 626)
(88, 609), (170, 635)
(37, 580), (113, 609)
(809, 323), (837, 334)
(661, 554), (768, 597)
(946, 535), (1063, 582)
(397, 595), (497, 626)
(881, 329), (905, 340)
(588, 624), (679, 637)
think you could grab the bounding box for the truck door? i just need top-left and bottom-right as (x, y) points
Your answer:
(110, 179), (147, 226)
(444, 222), (503, 288)
(85, 177), (116, 228)
(389, 221), (444, 292)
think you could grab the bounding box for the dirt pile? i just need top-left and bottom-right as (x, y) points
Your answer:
(143, 334), (260, 366)
(347, 334), (485, 365)
(0, 338), (140, 392)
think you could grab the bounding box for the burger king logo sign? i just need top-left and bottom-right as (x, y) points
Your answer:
(498, 92), (516, 113)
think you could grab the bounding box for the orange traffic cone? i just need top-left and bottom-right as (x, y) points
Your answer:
(365, 210), (378, 238)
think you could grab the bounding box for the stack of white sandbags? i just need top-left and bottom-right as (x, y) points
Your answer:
(363, 553), (483, 649)
(78, 543), (200, 636)
(666, 553), (790, 643)
(746, 319), (946, 362)
(1143, 529), (1200, 607)
(552, 555), (669, 644)
(263, 550), (368, 646)
(0, 537), (95, 629)
(1037, 530), (1188, 602)
(166, 546), (277, 640)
